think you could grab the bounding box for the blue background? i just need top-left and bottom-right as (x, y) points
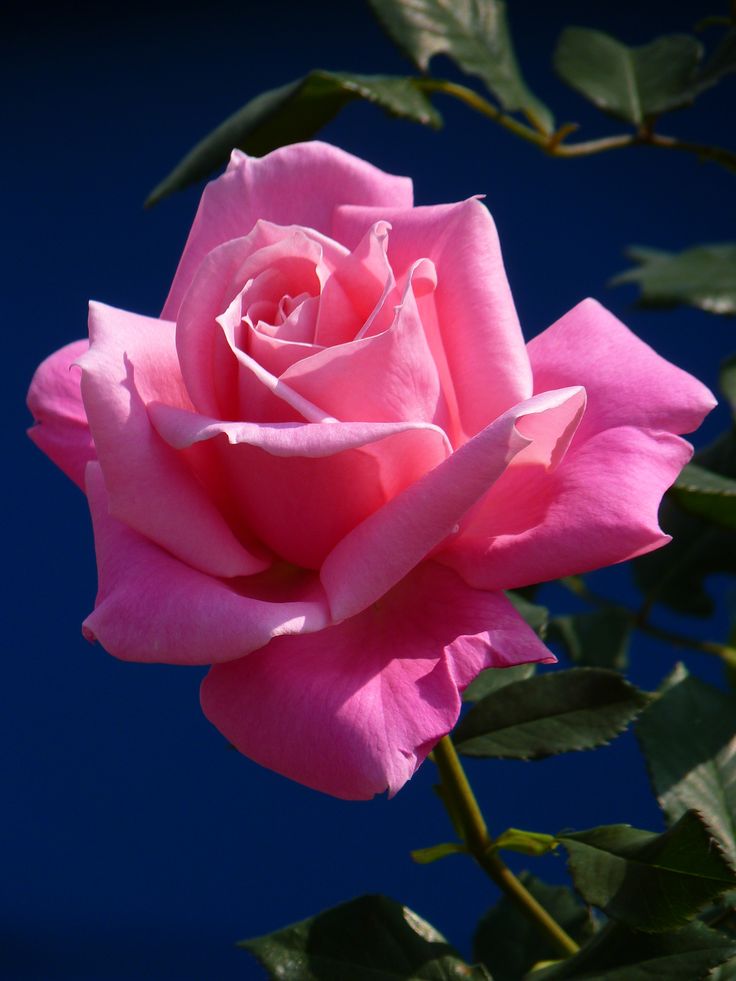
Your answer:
(5, 1), (735, 977)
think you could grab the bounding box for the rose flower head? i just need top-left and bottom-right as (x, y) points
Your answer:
(28, 142), (715, 799)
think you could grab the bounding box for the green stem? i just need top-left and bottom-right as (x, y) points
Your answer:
(432, 736), (580, 959)
(644, 132), (736, 171)
(415, 78), (736, 174)
(416, 79), (547, 145)
(637, 621), (736, 669)
(560, 577), (736, 667)
(548, 133), (635, 157)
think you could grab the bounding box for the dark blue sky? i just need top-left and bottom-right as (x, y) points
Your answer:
(5, 1), (735, 977)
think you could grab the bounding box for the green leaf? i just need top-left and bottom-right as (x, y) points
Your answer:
(634, 429), (736, 615)
(636, 665), (736, 866)
(454, 668), (651, 759)
(507, 591), (549, 636)
(529, 919), (736, 980)
(699, 28), (736, 89)
(548, 608), (633, 671)
(554, 28), (704, 125)
(612, 243), (736, 314)
(473, 873), (596, 981)
(367, 0), (553, 132)
(239, 894), (490, 980)
(146, 71), (441, 205)
(462, 662), (537, 702)
(672, 463), (736, 530)
(721, 355), (736, 417)
(699, 887), (736, 938)
(493, 827), (558, 857)
(558, 810), (736, 933)
(633, 507), (736, 616)
(710, 954), (736, 980)
(410, 842), (466, 864)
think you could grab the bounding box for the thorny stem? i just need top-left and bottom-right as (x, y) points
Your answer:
(415, 79), (736, 174)
(560, 577), (736, 671)
(432, 736), (580, 959)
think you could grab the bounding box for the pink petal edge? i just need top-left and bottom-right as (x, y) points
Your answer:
(440, 425), (693, 590)
(332, 198), (532, 439)
(321, 386), (585, 622)
(163, 142), (413, 321)
(80, 301), (268, 578)
(528, 298), (717, 440)
(82, 462), (330, 665)
(27, 339), (95, 489)
(201, 561), (554, 799)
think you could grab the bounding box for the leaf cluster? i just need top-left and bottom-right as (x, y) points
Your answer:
(242, 661), (736, 978)
(145, 0), (736, 320)
(635, 357), (736, 617)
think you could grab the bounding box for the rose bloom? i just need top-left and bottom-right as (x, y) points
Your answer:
(28, 142), (714, 799)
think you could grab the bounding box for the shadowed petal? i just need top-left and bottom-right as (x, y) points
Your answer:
(332, 198), (532, 439)
(313, 220), (395, 346)
(150, 404), (451, 569)
(82, 464), (329, 664)
(321, 387), (585, 621)
(80, 302), (267, 578)
(282, 259), (447, 429)
(175, 221), (342, 419)
(201, 561), (553, 799)
(440, 426), (693, 590)
(27, 339), (94, 489)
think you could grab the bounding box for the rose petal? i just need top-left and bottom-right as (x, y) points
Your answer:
(321, 387), (585, 621)
(27, 339), (95, 489)
(245, 323), (324, 379)
(528, 298), (717, 440)
(440, 426), (692, 590)
(218, 291), (334, 425)
(176, 221), (342, 419)
(163, 142), (413, 320)
(313, 220), (395, 346)
(150, 403), (452, 569)
(80, 301), (268, 578)
(282, 259), (446, 428)
(149, 402), (452, 457)
(200, 561), (553, 799)
(332, 198), (532, 439)
(249, 292), (319, 344)
(82, 463), (329, 664)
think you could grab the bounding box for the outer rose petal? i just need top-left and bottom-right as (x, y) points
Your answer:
(440, 426), (693, 591)
(163, 142), (413, 320)
(332, 198), (532, 440)
(200, 561), (554, 800)
(80, 302), (267, 578)
(321, 387), (585, 621)
(27, 339), (95, 489)
(528, 298), (717, 440)
(82, 463), (329, 664)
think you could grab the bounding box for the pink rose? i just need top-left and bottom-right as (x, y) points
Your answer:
(28, 142), (714, 800)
